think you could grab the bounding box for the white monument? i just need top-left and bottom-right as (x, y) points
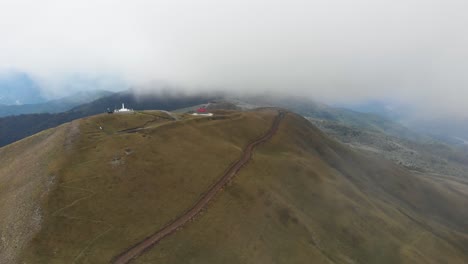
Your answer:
(115, 103), (133, 113)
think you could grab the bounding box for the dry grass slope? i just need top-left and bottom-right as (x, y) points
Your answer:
(0, 122), (72, 263)
(137, 112), (468, 264)
(15, 110), (275, 263)
(0, 109), (466, 264)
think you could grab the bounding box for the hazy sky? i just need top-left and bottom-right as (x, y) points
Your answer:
(1, 0), (467, 116)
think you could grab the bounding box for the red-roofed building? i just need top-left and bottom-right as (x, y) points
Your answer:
(192, 105), (213, 116)
(197, 107), (207, 113)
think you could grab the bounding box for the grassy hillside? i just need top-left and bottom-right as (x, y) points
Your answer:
(241, 96), (468, 179)
(1, 109), (467, 263)
(0, 123), (70, 263)
(138, 112), (468, 264)
(12, 109), (275, 263)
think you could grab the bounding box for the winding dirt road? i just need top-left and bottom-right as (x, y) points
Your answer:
(112, 110), (285, 264)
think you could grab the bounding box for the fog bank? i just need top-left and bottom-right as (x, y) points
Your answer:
(1, 0), (467, 117)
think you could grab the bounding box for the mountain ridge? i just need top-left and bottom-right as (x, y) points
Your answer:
(0, 91), (218, 147)
(1, 109), (466, 263)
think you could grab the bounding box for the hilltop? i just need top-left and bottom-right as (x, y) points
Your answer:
(0, 92), (218, 147)
(0, 109), (467, 263)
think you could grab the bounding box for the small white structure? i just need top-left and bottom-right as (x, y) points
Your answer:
(115, 103), (133, 113)
(191, 112), (213, 116)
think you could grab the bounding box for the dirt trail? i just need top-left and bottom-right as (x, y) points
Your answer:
(112, 110), (285, 264)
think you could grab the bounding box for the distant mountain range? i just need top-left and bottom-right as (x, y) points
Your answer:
(338, 100), (468, 146)
(0, 72), (45, 105)
(0, 90), (114, 117)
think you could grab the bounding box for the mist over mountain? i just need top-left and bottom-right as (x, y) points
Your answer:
(338, 100), (468, 145)
(0, 72), (45, 105)
(0, 90), (114, 117)
(1, 1), (468, 263)
(1, 0), (468, 118)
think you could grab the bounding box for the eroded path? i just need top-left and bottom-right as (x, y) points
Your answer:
(112, 110), (285, 264)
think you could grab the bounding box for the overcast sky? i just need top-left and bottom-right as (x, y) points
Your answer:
(0, 0), (467, 116)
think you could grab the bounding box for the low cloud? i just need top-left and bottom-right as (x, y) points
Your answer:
(1, 0), (467, 116)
